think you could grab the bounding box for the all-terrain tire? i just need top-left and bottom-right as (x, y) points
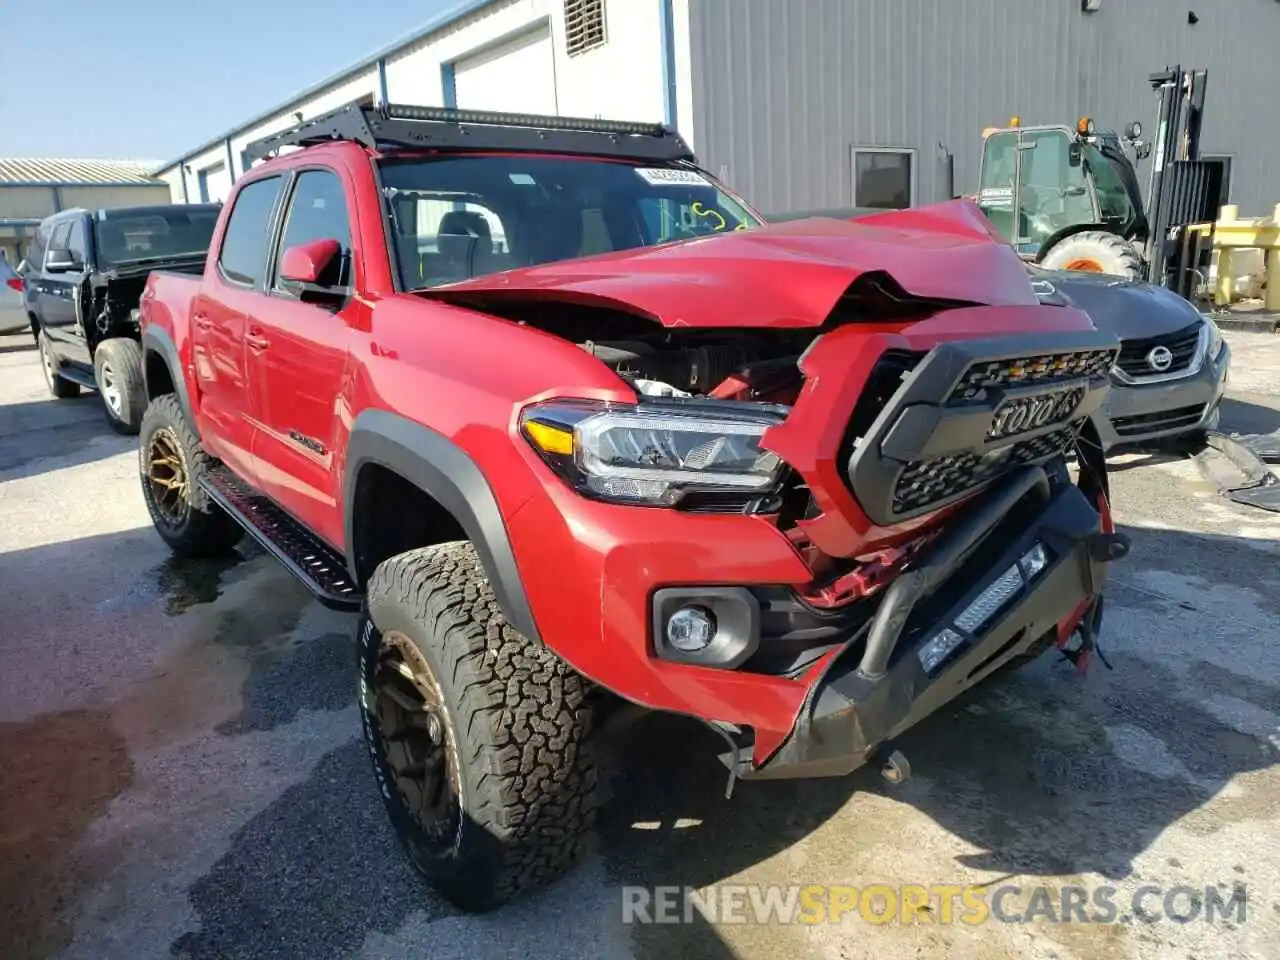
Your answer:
(37, 329), (80, 399)
(358, 542), (597, 912)
(138, 394), (244, 557)
(94, 337), (147, 434)
(1039, 231), (1145, 279)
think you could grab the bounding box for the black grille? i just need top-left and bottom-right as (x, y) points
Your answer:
(892, 425), (1076, 514)
(948, 349), (1115, 405)
(1112, 403), (1206, 438)
(1115, 322), (1202, 377)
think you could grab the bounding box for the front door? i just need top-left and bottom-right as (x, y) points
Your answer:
(248, 167), (356, 549)
(37, 220), (84, 360)
(191, 174), (287, 484)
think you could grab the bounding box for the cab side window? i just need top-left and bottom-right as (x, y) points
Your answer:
(273, 170), (352, 289)
(48, 222), (72, 265)
(218, 176), (284, 286)
(68, 219), (90, 268)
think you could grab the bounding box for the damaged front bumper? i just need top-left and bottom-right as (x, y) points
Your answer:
(733, 462), (1128, 782)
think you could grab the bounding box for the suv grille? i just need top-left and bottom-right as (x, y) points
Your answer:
(1115, 322), (1202, 378)
(892, 425), (1076, 514)
(948, 349), (1116, 405)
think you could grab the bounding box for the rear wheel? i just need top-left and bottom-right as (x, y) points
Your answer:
(359, 542), (596, 912)
(38, 329), (80, 399)
(94, 337), (146, 434)
(138, 394), (244, 556)
(1039, 231), (1144, 280)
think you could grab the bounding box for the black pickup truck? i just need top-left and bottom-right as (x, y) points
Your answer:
(25, 203), (219, 433)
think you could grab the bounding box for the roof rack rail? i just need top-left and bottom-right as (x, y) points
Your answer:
(243, 102), (696, 164)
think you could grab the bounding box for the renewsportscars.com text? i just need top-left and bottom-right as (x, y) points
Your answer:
(621, 883), (1249, 926)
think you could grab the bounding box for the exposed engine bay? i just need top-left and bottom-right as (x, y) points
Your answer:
(578, 336), (806, 403)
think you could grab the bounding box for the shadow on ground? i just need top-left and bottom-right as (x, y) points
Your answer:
(155, 521), (1278, 959)
(0, 397), (126, 481)
(1221, 395), (1280, 438)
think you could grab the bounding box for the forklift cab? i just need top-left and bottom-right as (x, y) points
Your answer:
(977, 120), (1141, 258)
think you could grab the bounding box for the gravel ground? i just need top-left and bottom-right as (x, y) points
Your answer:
(1, 329), (1278, 960)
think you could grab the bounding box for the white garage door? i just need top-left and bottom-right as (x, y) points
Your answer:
(453, 27), (558, 116)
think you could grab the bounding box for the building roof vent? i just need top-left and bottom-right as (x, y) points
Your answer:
(565, 0), (607, 56)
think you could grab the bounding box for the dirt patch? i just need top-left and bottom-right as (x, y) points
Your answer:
(0, 708), (133, 958)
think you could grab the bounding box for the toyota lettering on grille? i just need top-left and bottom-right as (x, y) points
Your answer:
(987, 385), (1086, 441)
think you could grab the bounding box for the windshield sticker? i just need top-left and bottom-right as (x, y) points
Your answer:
(508, 173), (536, 185)
(635, 167), (711, 187)
(690, 201), (727, 232)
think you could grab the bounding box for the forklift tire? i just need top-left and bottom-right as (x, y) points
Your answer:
(94, 337), (147, 434)
(1039, 231), (1144, 280)
(359, 542), (597, 912)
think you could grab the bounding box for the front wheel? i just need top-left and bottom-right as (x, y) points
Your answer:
(94, 337), (147, 434)
(358, 542), (597, 912)
(138, 394), (243, 556)
(38, 329), (80, 399)
(1039, 231), (1145, 279)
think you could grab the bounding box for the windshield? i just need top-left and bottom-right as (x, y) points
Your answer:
(377, 155), (761, 289)
(92, 207), (219, 267)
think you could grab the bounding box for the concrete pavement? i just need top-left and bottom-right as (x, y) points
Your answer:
(1, 330), (1277, 960)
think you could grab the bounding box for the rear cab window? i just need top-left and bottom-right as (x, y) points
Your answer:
(94, 207), (219, 267)
(377, 156), (759, 290)
(218, 177), (285, 287)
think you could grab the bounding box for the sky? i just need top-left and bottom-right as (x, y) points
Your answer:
(0, 0), (461, 163)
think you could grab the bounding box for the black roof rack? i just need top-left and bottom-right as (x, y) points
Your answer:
(243, 102), (696, 164)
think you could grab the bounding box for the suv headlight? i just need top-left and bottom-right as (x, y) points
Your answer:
(520, 399), (789, 507)
(1200, 313), (1224, 359)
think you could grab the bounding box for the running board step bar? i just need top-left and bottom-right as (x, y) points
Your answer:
(199, 465), (363, 610)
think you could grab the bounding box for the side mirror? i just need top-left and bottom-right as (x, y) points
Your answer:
(45, 248), (76, 273)
(280, 238), (341, 285)
(1068, 142), (1083, 167)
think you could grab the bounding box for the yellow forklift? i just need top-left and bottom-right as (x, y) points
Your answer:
(975, 66), (1226, 295)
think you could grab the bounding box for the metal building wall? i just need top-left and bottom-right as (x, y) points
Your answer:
(688, 0), (1279, 217)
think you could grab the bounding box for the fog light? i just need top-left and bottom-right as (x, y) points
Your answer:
(667, 606), (717, 652)
(1020, 542), (1049, 580)
(918, 628), (965, 673)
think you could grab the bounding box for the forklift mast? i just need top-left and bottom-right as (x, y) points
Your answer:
(1143, 66), (1223, 295)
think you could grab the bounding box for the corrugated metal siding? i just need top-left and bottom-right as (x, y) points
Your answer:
(690, 0), (1279, 216)
(0, 158), (160, 186)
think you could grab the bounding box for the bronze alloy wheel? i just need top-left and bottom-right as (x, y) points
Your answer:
(146, 428), (190, 528)
(373, 631), (463, 850)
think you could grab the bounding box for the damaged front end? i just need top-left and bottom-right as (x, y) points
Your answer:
(444, 202), (1130, 786)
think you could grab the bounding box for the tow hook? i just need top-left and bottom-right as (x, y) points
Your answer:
(874, 746), (912, 785)
(1087, 531), (1131, 563)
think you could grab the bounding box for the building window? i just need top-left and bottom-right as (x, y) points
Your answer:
(851, 148), (915, 210)
(564, 0), (606, 56)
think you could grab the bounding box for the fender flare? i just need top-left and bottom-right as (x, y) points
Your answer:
(344, 410), (542, 644)
(141, 326), (198, 433)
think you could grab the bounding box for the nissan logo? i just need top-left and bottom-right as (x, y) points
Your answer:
(1147, 345), (1174, 372)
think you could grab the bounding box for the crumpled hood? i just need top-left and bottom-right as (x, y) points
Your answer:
(421, 200), (1042, 328)
(1029, 266), (1205, 339)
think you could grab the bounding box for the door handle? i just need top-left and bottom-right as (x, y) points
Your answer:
(193, 313), (212, 330)
(246, 332), (271, 351)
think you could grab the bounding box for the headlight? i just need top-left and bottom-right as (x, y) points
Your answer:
(519, 399), (788, 507)
(1201, 313), (1224, 359)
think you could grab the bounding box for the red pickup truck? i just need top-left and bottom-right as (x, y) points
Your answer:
(137, 104), (1129, 911)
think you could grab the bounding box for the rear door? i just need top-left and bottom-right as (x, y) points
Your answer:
(191, 174), (286, 484)
(247, 167), (356, 547)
